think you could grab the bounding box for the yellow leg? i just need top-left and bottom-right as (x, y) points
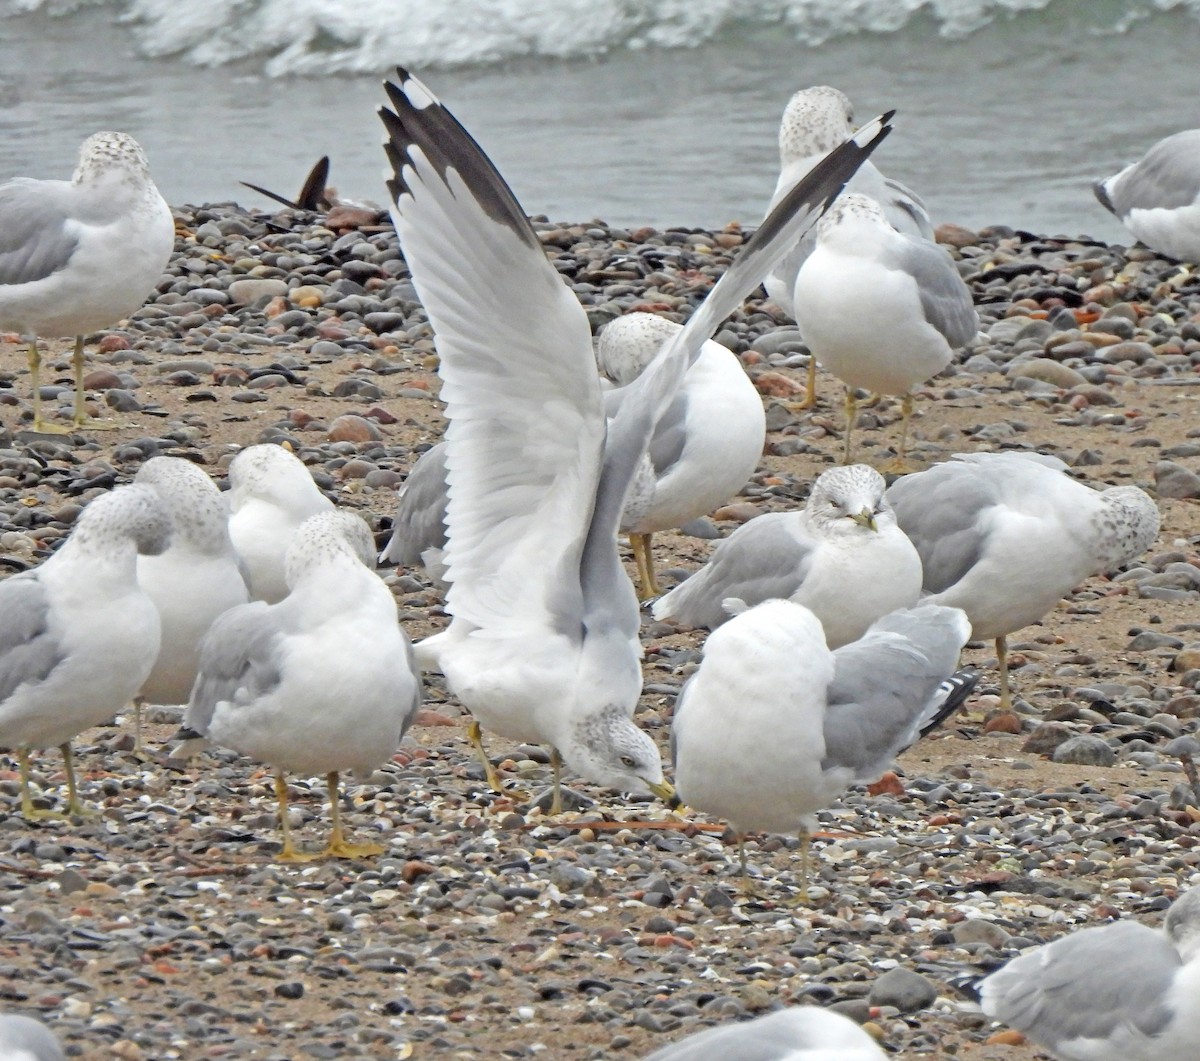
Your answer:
(17, 748), (41, 819)
(790, 826), (813, 906)
(323, 771), (383, 859)
(996, 635), (1012, 712)
(60, 742), (94, 818)
(17, 744), (95, 819)
(26, 339), (69, 434)
(549, 748), (563, 816)
(275, 771), (302, 861)
(630, 532), (659, 600)
(71, 334), (122, 430)
(897, 392), (914, 460)
(467, 718), (504, 793)
(842, 388), (858, 465)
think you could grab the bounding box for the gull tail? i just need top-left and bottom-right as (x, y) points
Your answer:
(918, 668), (979, 739)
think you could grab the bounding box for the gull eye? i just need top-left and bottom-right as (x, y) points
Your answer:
(619, 754), (636, 768)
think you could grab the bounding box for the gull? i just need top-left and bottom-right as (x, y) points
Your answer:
(0, 1013), (65, 1061)
(1094, 129), (1200, 262)
(0, 132), (174, 433)
(177, 510), (421, 860)
(792, 192), (977, 464)
(651, 464), (922, 647)
(379, 440), (450, 588)
(980, 886), (1200, 1061)
(0, 484), (172, 818)
(886, 452), (1160, 710)
(670, 600), (974, 885)
(226, 443), (335, 603)
(642, 1005), (886, 1060)
(764, 85), (933, 407)
(133, 456), (249, 744)
(599, 312), (766, 599)
(379, 66), (891, 809)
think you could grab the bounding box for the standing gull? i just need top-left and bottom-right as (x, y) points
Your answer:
(652, 464), (922, 647)
(599, 312), (766, 599)
(792, 193), (977, 464)
(670, 600), (974, 886)
(886, 452), (1160, 710)
(379, 67), (891, 808)
(227, 444), (335, 604)
(177, 510), (421, 860)
(643, 1005), (886, 1060)
(764, 85), (933, 407)
(133, 456), (249, 743)
(980, 886), (1200, 1061)
(0, 132), (174, 432)
(1094, 129), (1200, 262)
(0, 485), (171, 818)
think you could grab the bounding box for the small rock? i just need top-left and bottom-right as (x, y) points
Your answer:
(868, 967), (937, 1013)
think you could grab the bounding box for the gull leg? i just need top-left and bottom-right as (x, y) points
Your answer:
(71, 335), (123, 430)
(842, 387), (858, 465)
(882, 392), (919, 474)
(60, 743), (95, 818)
(630, 532), (659, 600)
(996, 635), (1012, 712)
(17, 748), (42, 819)
(323, 771), (383, 859)
(26, 338), (70, 434)
(736, 834), (758, 896)
(549, 747), (564, 816)
(789, 825), (813, 905)
(467, 718), (504, 793)
(275, 771), (303, 861)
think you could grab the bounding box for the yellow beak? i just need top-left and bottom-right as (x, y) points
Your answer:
(647, 778), (680, 808)
(850, 508), (878, 532)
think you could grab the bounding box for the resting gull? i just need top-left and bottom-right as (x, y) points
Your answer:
(0, 132), (174, 432)
(642, 1005), (886, 1061)
(598, 312), (766, 600)
(0, 484), (171, 818)
(177, 510), (420, 860)
(651, 464), (922, 646)
(980, 885), (1200, 1061)
(670, 599), (974, 886)
(764, 85), (933, 408)
(227, 443), (334, 604)
(792, 192), (977, 464)
(886, 452), (1160, 709)
(0, 1013), (66, 1061)
(132, 456), (249, 746)
(1094, 129), (1200, 262)
(379, 66), (891, 809)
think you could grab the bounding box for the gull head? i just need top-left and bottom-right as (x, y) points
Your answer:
(74, 131), (155, 183)
(779, 85), (854, 165)
(563, 705), (672, 801)
(807, 464), (891, 536)
(1093, 486), (1160, 572)
(72, 483), (174, 558)
(596, 312), (679, 386)
(1165, 886), (1200, 963)
(286, 510), (377, 588)
(816, 192), (889, 239)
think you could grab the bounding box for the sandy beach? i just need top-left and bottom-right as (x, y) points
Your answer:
(0, 202), (1198, 1059)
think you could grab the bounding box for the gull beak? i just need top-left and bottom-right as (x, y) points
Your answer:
(647, 778), (680, 808)
(850, 508), (878, 532)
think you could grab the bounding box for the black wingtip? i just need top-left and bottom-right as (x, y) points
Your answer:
(378, 67), (539, 248)
(170, 726), (205, 742)
(1093, 178), (1115, 214)
(919, 668), (980, 738)
(296, 155), (331, 211)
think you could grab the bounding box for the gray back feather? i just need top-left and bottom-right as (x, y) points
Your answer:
(1105, 129), (1200, 214)
(381, 442), (449, 566)
(0, 575), (65, 710)
(0, 180), (82, 289)
(892, 236), (977, 348)
(184, 602), (283, 735)
(982, 920), (1180, 1045)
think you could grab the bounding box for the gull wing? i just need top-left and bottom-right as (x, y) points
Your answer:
(380, 69), (603, 635)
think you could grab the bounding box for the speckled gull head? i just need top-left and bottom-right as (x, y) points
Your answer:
(806, 464), (892, 535)
(1094, 485), (1161, 571)
(595, 312), (678, 386)
(284, 509), (377, 587)
(1165, 886), (1200, 961)
(815, 191), (888, 237)
(561, 702), (666, 797)
(778, 85), (855, 163)
(227, 444), (321, 511)
(133, 456), (232, 555)
(73, 131), (155, 183)
(70, 483), (173, 558)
